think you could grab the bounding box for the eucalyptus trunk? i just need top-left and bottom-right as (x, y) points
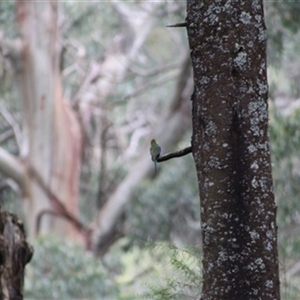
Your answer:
(14, 0), (82, 237)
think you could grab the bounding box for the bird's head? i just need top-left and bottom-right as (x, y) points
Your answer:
(151, 139), (157, 145)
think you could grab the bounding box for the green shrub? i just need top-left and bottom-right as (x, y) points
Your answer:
(25, 236), (119, 300)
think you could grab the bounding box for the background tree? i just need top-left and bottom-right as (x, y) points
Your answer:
(0, 0), (82, 239)
(186, 0), (280, 298)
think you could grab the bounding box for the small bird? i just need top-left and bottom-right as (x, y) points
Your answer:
(150, 139), (161, 172)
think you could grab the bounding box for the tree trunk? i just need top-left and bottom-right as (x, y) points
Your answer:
(13, 0), (82, 237)
(0, 207), (33, 300)
(186, 1), (280, 299)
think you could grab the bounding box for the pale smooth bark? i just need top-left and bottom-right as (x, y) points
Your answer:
(11, 0), (82, 237)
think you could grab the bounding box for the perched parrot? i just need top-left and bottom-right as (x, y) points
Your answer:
(150, 139), (161, 172)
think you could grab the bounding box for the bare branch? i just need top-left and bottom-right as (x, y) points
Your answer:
(158, 146), (192, 163)
(26, 164), (90, 237)
(0, 147), (25, 189)
(166, 22), (187, 28)
(0, 35), (23, 72)
(0, 129), (14, 144)
(35, 209), (92, 249)
(0, 103), (22, 151)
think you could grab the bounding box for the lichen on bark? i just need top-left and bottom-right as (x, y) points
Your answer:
(187, 1), (280, 299)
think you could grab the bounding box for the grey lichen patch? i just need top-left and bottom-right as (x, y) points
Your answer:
(233, 51), (248, 70)
(257, 79), (268, 95)
(203, 4), (230, 26)
(250, 162), (259, 170)
(266, 229), (274, 240)
(240, 12), (252, 24)
(247, 41), (254, 48)
(265, 280), (274, 289)
(252, 0), (262, 13)
(249, 117), (261, 137)
(224, 1), (234, 13)
(258, 27), (267, 42)
(254, 14), (262, 24)
(255, 258), (265, 270)
(246, 257), (265, 273)
(246, 99), (269, 136)
(193, 56), (202, 66)
(204, 13), (219, 26)
(207, 262), (214, 273)
(248, 98), (266, 114)
(258, 176), (270, 193)
(264, 241), (273, 251)
(217, 250), (228, 264)
(251, 177), (259, 188)
(208, 156), (222, 169)
(249, 230), (260, 240)
(247, 86), (255, 94)
(257, 141), (269, 151)
(251, 288), (259, 296)
(206, 120), (217, 135)
(200, 76), (210, 85)
(248, 144), (257, 154)
(248, 99), (268, 122)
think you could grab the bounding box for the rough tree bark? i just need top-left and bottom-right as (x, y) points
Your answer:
(186, 1), (280, 299)
(0, 207), (33, 300)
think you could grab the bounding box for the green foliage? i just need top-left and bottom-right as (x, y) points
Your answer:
(0, 1), (17, 38)
(138, 243), (202, 300)
(269, 1), (300, 34)
(265, 1), (300, 54)
(25, 236), (119, 300)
